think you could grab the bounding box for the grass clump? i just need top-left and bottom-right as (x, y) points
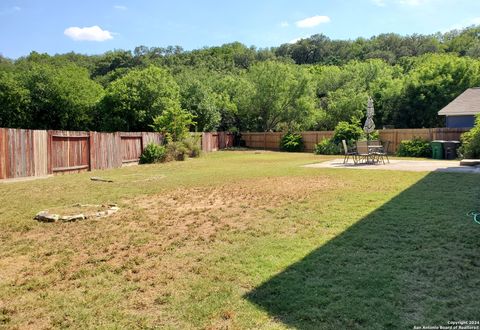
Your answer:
(166, 141), (189, 161)
(182, 135), (202, 158)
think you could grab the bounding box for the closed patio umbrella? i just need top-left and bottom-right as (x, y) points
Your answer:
(363, 97), (375, 138)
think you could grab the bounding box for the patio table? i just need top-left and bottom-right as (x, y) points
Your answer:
(355, 141), (385, 165)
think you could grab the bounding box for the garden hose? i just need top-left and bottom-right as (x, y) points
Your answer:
(466, 211), (480, 224)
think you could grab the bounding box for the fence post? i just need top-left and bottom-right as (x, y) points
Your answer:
(141, 132), (147, 150)
(88, 131), (94, 171)
(47, 130), (53, 174)
(394, 130), (399, 154)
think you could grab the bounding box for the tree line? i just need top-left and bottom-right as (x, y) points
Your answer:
(1, 25), (480, 133)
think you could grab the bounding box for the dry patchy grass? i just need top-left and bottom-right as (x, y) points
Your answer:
(0, 151), (478, 329)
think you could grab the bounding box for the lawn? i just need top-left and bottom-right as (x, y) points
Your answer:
(0, 151), (479, 329)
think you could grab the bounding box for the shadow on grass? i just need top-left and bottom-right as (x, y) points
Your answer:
(245, 172), (480, 329)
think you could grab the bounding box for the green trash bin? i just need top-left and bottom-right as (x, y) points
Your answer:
(431, 140), (445, 159)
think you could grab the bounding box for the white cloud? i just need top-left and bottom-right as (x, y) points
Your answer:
(397, 0), (429, 6)
(372, 0), (433, 7)
(64, 26), (114, 41)
(443, 17), (480, 32)
(280, 21), (289, 28)
(397, 0), (436, 7)
(371, 0), (386, 6)
(295, 15), (330, 28)
(114, 5), (127, 10)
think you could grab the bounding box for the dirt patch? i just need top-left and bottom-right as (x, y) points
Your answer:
(133, 176), (339, 241)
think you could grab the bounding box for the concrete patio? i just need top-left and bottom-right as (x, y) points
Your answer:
(305, 158), (480, 173)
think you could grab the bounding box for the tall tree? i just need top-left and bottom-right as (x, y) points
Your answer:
(175, 69), (222, 132)
(246, 61), (315, 131)
(99, 65), (181, 131)
(393, 54), (480, 128)
(19, 63), (103, 130)
(0, 71), (31, 128)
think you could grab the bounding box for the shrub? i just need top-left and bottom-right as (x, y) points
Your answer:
(139, 143), (166, 164)
(314, 139), (341, 155)
(396, 137), (431, 157)
(459, 116), (480, 158)
(280, 132), (304, 152)
(151, 107), (196, 142)
(332, 121), (364, 144)
(182, 135), (202, 158)
(166, 141), (189, 161)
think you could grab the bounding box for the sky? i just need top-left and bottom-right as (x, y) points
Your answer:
(1, 0), (480, 59)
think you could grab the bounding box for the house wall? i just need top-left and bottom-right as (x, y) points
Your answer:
(446, 115), (475, 128)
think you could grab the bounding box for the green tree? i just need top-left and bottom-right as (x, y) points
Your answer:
(99, 65), (181, 131)
(246, 61), (315, 131)
(92, 50), (139, 86)
(175, 70), (222, 132)
(151, 107), (196, 142)
(394, 54), (480, 128)
(444, 26), (480, 56)
(20, 62), (103, 130)
(0, 71), (31, 128)
(212, 74), (253, 131)
(310, 59), (400, 130)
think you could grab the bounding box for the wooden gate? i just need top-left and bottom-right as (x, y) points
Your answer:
(49, 131), (90, 173)
(120, 133), (143, 164)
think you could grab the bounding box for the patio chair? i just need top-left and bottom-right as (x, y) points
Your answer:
(368, 140), (382, 163)
(342, 140), (357, 164)
(378, 141), (390, 164)
(355, 141), (370, 164)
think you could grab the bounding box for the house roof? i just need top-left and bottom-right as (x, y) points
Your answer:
(438, 87), (480, 116)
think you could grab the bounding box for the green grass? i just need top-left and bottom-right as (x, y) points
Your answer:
(0, 151), (479, 329)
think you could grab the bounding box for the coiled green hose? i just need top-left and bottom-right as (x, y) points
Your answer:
(467, 211), (480, 224)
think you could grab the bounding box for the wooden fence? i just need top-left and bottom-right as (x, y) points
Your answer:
(201, 132), (234, 152)
(0, 128), (233, 180)
(241, 128), (470, 153)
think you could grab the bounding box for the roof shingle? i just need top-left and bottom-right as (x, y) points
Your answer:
(438, 87), (480, 116)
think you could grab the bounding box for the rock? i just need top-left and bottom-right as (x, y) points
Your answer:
(60, 214), (85, 222)
(34, 211), (59, 222)
(34, 203), (120, 223)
